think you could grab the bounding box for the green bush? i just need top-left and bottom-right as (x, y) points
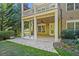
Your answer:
(75, 30), (79, 38)
(61, 29), (79, 39)
(0, 31), (15, 40)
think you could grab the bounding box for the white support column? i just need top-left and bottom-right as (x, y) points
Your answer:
(54, 4), (58, 42)
(34, 16), (37, 40)
(33, 6), (37, 40)
(21, 3), (24, 37)
(21, 19), (24, 37)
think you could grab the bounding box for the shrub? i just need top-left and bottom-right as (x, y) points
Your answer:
(75, 30), (79, 38)
(61, 29), (75, 39)
(0, 31), (15, 40)
(61, 29), (79, 45)
(61, 29), (79, 39)
(76, 44), (79, 49)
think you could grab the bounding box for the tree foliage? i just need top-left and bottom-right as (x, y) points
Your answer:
(0, 3), (21, 36)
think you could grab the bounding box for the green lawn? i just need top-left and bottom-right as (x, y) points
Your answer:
(0, 41), (58, 56)
(55, 48), (75, 56)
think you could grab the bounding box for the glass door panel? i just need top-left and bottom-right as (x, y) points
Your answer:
(24, 21), (30, 36)
(49, 23), (54, 36)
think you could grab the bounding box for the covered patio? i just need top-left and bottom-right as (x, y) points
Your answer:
(8, 38), (57, 52)
(22, 9), (59, 42)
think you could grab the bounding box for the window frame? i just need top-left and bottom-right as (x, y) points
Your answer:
(24, 20), (30, 30)
(67, 22), (74, 29)
(76, 22), (79, 29)
(66, 3), (75, 11)
(75, 3), (79, 10)
(66, 20), (79, 30)
(37, 24), (46, 32)
(66, 3), (79, 11)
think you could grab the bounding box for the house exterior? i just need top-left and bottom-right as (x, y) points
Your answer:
(21, 3), (79, 42)
(21, 3), (59, 42)
(59, 3), (79, 31)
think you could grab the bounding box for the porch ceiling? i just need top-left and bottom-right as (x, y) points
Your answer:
(37, 16), (54, 24)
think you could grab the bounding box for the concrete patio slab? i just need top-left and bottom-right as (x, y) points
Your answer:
(7, 38), (57, 52)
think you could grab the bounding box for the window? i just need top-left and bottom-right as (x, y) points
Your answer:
(67, 20), (79, 30)
(75, 3), (79, 9)
(38, 26), (41, 32)
(37, 8), (41, 13)
(24, 21), (30, 36)
(38, 24), (46, 32)
(24, 21), (29, 29)
(67, 22), (74, 29)
(67, 3), (74, 11)
(41, 26), (45, 32)
(76, 22), (79, 29)
(42, 8), (45, 12)
(66, 3), (79, 11)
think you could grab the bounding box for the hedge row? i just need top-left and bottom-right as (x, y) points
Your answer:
(0, 31), (15, 40)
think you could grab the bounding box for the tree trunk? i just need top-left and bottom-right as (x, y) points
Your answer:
(1, 12), (4, 31)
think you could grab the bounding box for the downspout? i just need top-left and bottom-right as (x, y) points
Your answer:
(60, 9), (62, 39)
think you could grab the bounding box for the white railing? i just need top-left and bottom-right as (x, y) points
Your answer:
(23, 4), (56, 16)
(36, 3), (56, 14)
(23, 9), (34, 16)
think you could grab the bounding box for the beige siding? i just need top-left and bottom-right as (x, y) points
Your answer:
(59, 3), (79, 30)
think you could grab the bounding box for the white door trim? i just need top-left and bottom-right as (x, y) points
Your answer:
(49, 23), (54, 36)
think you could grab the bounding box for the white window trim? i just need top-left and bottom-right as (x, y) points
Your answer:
(66, 3), (67, 12)
(66, 20), (79, 23)
(66, 3), (75, 12)
(74, 3), (76, 10)
(37, 24), (46, 32)
(75, 3), (79, 10)
(66, 20), (79, 30)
